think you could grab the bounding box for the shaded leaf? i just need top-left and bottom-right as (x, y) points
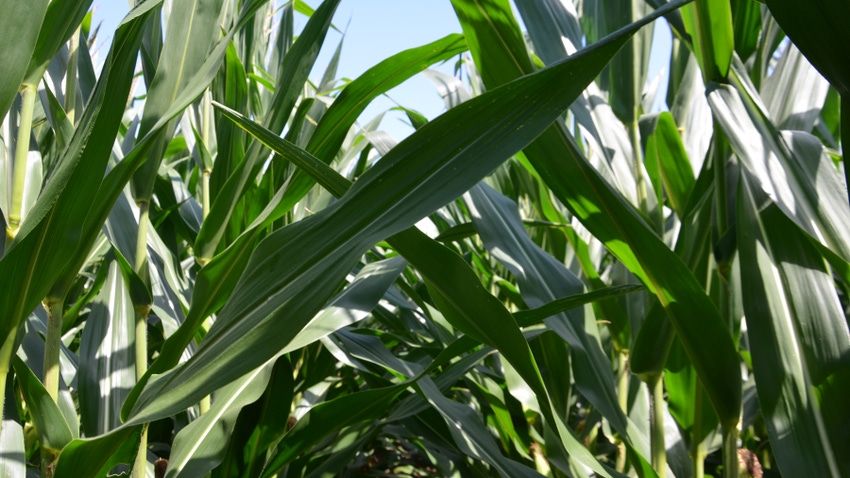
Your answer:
(737, 173), (850, 476)
(11, 355), (72, 452)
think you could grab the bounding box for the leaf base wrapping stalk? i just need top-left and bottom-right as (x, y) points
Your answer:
(43, 298), (64, 403)
(133, 201), (151, 477)
(133, 425), (149, 478)
(722, 426), (739, 478)
(7, 84), (38, 240)
(615, 352), (630, 472)
(692, 378), (706, 478)
(649, 374), (667, 477)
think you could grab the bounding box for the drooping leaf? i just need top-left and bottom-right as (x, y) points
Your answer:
(464, 183), (630, 438)
(166, 363), (274, 478)
(642, 112), (695, 218)
(261, 382), (409, 477)
(126, 2), (683, 427)
(454, 0), (741, 431)
(737, 173), (850, 476)
(761, 43), (830, 132)
(0, 0), (157, 393)
(54, 425), (143, 478)
(11, 355), (73, 452)
(764, 0), (850, 97)
(709, 79), (850, 265)
(415, 377), (546, 478)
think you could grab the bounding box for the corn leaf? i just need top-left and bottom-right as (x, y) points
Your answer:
(11, 355), (73, 452)
(0, 415), (24, 478)
(78, 259), (136, 437)
(53, 426), (142, 478)
(0, 0), (156, 366)
(764, 0), (850, 97)
(125, 2), (678, 426)
(453, 0), (741, 430)
(0, 0), (48, 118)
(737, 173), (850, 476)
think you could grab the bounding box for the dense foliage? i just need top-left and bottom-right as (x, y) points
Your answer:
(0, 0), (848, 477)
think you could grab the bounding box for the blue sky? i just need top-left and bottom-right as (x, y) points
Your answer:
(91, 1), (671, 140)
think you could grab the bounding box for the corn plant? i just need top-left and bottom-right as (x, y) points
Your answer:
(0, 0), (848, 477)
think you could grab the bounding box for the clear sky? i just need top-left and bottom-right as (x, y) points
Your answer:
(90, 1), (671, 141)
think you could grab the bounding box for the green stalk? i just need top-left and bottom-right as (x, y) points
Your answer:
(134, 201), (150, 382)
(7, 84), (38, 241)
(617, 352), (630, 412)
(42, 298), (64, 402)
(722, 426), (739, 478)
(649, 374), (667, 477)
(199, 92), (211, 415)
(615, 351), (629, 472)
(627, 121), (649, 217)
(133, 201), (151, 478)
(201, 90), (212, 219)
(65, 28), (80, 125)
(202, 170), (211, 220)
(692, 379), (706, 478)
(134, 427), (149, 478)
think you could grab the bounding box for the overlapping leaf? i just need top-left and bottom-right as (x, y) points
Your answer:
(452, 0), (741, 430)
(737, 173), (850, 477)
(126, 3), (681, 430)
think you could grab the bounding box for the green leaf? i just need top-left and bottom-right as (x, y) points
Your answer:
(194, 0), (341, 260)
(709, 79), (850, 265)
(241, 358), (294, 477)
(131, 0), (225, 200)
(464, 183), (630, 438)
(455, 0), (742, 431)
(197, 29), (465, 262)
(681, 0), (734, 81)
(282, 257), (408, 354)
(166, 362), (274, 478)
(40, 83), (75, 151)
(261, 382), (409, 477)
(22, 0), (94, 86)
(209, 40), (249, 202)
(513, 285), (645, 327)
(731, 0), (761, 61)
(0, 416), (25, 478)
(642, 112), (695, 218)
(78, 259), (137, 436)
(214, 88), (649, 478)
(11, 355), (73, 452)
(764, 0), (850, 97)
(416, 377), (546, 478)
(54, 425), (143, 478)
(0, 0), (155, 393)
(603, 0), (655, 123)
(308, 34), (466, 161)
(737, 173), (850, 476)
(126, 2), (679, 427)
(49, 0), (260, 304)
(0, 0), (48, 119)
